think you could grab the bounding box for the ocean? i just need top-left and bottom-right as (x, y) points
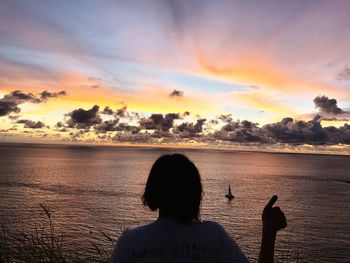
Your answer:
(0, 143), (349, 262)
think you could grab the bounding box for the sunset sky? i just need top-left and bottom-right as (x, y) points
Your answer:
(0, 0), (349, 153)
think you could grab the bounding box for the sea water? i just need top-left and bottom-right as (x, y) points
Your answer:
(0, 144), (349, 262)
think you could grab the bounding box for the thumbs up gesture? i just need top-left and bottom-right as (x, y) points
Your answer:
(262, 195), (287, 233)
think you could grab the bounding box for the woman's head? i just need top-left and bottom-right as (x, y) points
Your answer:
(142, 154), (203, 223)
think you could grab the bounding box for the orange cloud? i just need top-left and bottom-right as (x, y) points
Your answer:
(191, 51), (349, 99)
(235, 91), (296, 115)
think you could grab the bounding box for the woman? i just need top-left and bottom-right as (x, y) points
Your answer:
(111, 154), (286, 263)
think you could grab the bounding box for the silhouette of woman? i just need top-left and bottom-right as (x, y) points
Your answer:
(111, 153), (286, 263)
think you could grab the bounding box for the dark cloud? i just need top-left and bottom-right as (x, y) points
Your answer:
(169, 89), (184, 98)
(218, 114), (233, 123)
(112, 133), (151, 143)
(63, 104), (141, 137)
(17, 119), (45, 129)
(40, 90), (66, 100)
(209, 119), (219, 125)
(115, 106), (127, 117)
(149, 130), (174, 139)
(214, 119), (268, 143)
(100, 105), (128, 117)
(0, 100), (21, 116)
(69, 129), (88, 140)
(174, 118), (206, 138)
(0, 90), (41, 116)
(164, 113), (181, 128)
(212, 116), (349, 145)
(336, 66), (350, 81)
(0, 126), (17, 132)
(312, 114), (322, 122)
(140, 113), (180, 131)
(314, 95), (344, 114)
(101, 106), (114, 115)
(113, 123), (141, 134)
(130, 111), (141, 120)
(93, 107), (141, 133)
(139, 116), (156, 130)
(0, 90), (66, 117)
(66, 105), (102, 129)
(313, 95), (350, 121)
(55, 121), (68, 132)
(262, 118), (326, 144)
(56, 121), (63, 128)
(94, 119), (120, 133)
(8, 115), (20, 120)
(3, 90), (41, 104)
(220, 120), (239, 132)
(323, 124), (350, 144)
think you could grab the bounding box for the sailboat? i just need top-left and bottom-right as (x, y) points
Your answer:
(225, 185), (234, 200)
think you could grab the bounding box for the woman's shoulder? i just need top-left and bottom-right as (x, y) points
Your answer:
(201, 220), (226, 232)
(119, 221), (155, 239)
(118, 219), (228, 242)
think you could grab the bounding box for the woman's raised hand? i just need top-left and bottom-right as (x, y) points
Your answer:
(262, 195), (287, 233)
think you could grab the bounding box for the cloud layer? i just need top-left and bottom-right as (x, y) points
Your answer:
(0, 89), (348, 149)
(45, 97), (349, 146)
(0, 90), (350, 151)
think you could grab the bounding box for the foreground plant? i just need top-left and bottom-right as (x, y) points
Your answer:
(0, 204), (116, 263)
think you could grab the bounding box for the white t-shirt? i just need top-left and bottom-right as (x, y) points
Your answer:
(111, 218), (250, 263)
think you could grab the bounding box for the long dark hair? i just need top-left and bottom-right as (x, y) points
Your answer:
(142, 154), (203, 224)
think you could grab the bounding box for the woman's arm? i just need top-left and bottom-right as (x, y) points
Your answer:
(258, 195), (287, 263)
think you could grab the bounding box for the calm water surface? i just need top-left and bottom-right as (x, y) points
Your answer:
(0, 144), (349, 262)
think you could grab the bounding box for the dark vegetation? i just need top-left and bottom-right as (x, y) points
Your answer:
(0, 204), (116, 263)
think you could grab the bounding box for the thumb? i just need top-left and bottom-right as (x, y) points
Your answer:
(264, 195), (278, 211)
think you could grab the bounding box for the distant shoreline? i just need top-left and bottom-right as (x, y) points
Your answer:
(0, 141), (349, 157)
